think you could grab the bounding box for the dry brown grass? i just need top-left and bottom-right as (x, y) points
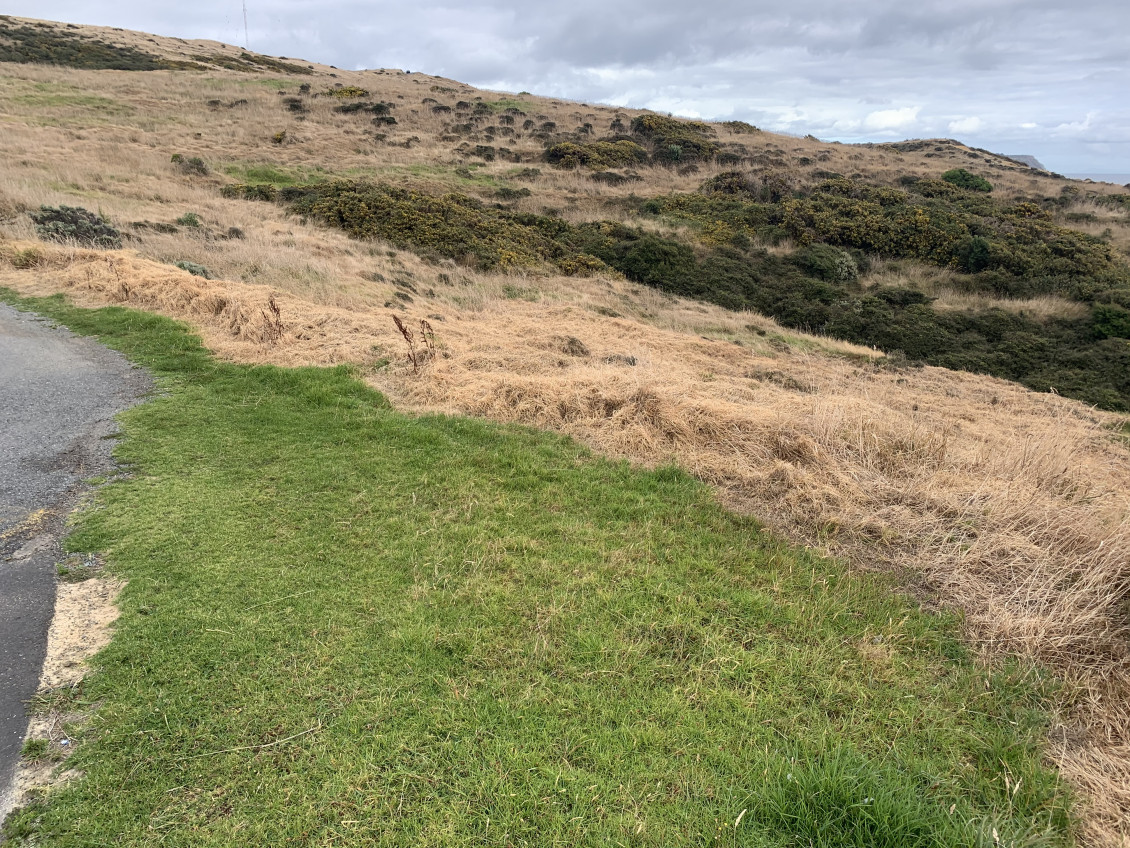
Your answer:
(3, 17), (1130, 843)
(930, 290), (1093, 321)
(862, 258), (1094, 322)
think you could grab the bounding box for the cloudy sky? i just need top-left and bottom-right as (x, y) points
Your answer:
(8, 0), (1129, 175)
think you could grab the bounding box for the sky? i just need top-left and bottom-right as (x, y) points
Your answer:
(7, 1), (1129, 176)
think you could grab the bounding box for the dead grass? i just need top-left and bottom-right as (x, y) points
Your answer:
(930, 290), (1093, 321)
(862, 258), (1094, 322)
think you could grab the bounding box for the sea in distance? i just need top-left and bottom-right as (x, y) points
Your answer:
(1066, 173), (1130, 186)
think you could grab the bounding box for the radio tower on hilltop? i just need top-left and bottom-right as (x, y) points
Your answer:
(242, 2), (249, 49)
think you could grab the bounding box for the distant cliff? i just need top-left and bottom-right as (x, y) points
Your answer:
(1005, 154), (1047, 170)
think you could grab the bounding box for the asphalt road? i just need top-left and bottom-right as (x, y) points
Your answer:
(0, 302), (150, 823)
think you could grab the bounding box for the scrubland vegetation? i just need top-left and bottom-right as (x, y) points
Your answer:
(2, 16), (1129, 846)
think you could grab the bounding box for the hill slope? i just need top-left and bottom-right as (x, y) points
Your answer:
(1, 17), (1129, 846)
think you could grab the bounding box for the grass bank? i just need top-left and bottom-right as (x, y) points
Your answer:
(1, 291), (1071, 847)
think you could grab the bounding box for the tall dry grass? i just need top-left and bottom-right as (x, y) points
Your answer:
(861, 258), (1095, 321)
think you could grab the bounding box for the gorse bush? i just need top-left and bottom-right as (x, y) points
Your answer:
(1093, 303), (1130, 339)
(223, 173), (1130, 410)
(545, 140), (649, 170)
(30, 205), (122, 248)
(700, 170), (760, 196)
(666, 174), (1124, 290)
(283, 180), (570, 271)
(0, 19), (199, 70)
(941, 168), (993, 192)
(791, 243), (859, 283)
(333, 101), (392, 115)
(207, 52), (312, 75)
(0, 19), (311, 74)
(323, 86), (369, 98)
(630, 114), (719, 164)
(170, 154), (208, 176)
(567, 218), (1130, 409)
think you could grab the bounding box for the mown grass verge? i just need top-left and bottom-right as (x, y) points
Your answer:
(0, 290), (1071, 847)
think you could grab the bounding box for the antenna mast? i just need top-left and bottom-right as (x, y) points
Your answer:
(242, 2), (249, 49)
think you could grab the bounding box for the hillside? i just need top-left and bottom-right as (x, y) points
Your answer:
(2, 16), (1129, 846)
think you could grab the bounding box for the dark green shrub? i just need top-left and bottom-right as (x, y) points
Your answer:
(630, 114), (719, 164)
(0, 19), (204, 70)
(221, 184), (278, 201)
(954, 236), (991, 273)
(495, 187), (531, 200)
(701, 170), (758, 196)
(941, 168), (993, 192)
(220, 52), (311, 75)
(1094, 303), (1130, 339)
(720, 120), (759, 133)
(323, 86), (369, 98)
(30, 205), (121, 248)
(545, 140), (649, 170)
(591, 171), (642, 186)
(175, 212), (202, 227)
(611, 234), (697, 289)
(282, 180), (569, 270)
(334, 101), (392, 115)
(791, 243), (859, 283)
(170, 154), (208, 176)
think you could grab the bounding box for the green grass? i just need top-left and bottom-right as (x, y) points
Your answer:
(482, 98), (530, 112)
(11, 91), (126, 111)
(239, 78), (294, 90)
(1, 81), (133, 120)
(0, 290), (1072, 847)
(221, 162), (330, 186)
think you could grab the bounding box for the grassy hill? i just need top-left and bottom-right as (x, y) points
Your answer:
(1, 16), (1129, 846)
(2, 17), (1128, 409)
